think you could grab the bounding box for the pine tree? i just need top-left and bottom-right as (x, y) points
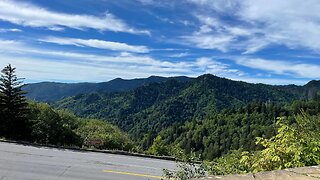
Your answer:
(0, 64), (29, 140)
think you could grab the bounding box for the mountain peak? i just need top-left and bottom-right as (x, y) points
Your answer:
(305, 80), (320, 87)
(198, 74), (220, 79)
(110, 77), (125, 81)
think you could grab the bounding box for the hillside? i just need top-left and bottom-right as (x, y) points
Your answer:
(53, 74), (320, 141)
(24, 76), (191, 102)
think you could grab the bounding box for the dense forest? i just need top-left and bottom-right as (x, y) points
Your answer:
(1, 64), (320, 177)
(158, 99), (320, 159)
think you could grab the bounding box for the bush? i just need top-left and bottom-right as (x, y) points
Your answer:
(76, 119), (134, 151)
(146, 135), (169, 156)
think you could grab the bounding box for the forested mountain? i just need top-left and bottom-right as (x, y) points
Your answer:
(53, 74), (320, 143)
(23, 76), (191, 102)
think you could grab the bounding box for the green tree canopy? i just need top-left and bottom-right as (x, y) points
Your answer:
(0, 64), (30, 140)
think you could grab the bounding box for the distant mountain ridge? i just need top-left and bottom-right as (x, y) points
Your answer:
(23, 76), (192, 102)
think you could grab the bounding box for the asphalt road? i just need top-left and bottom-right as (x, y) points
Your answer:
(0, 142), (177, 180)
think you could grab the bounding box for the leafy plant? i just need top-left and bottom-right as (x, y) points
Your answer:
(252, 114), (320, 172)
(205, 150), (253, 175)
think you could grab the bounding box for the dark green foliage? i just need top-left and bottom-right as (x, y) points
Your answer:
(290, 99), (320, 115)
(159, 102), (284, 160)
(28, 103), (81, 146)
(0, 64), (30, 140)
(56, 79), (189, 138)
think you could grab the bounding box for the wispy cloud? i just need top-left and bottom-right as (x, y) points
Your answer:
(168, 52), (190, 58)
(0, 0), (149, 34)
(0, 39), (313, 85)
(136, 0), (176, 8)
(39, 37), (150, 53)
(185, 0), (320, 53)
(0, 0), (318, 85)
(0, 28), (22, 33)
(235, 57), (320, 79)
(181, 14), (263, 53)
(183, 33), (234, 52)
(0, 39), (243, 82)
(0, 40), (175, 67)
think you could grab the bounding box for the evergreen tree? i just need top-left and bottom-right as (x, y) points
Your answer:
(0, 64), (29, 140)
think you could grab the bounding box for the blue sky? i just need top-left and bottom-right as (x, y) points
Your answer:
(0, 0), (319, 85)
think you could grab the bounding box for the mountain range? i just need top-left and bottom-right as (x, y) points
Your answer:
(23, 76), (191, 102)
(24, 74), (320, 141)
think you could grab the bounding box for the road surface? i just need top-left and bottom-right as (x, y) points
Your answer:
(0, 142), (177, 180)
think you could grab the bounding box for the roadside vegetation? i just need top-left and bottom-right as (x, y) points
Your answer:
(163, 113), (320, 179)
(205, 113), (320, 175)
(0, 64), (134, 151)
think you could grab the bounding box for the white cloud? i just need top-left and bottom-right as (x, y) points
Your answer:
(236, 57), (320, 79)
(187, 0), (240, 13)
(0, 0), (149, 34)
(0, 41), (187, 82)
(0, 39), (244, 82)
(168, 52), (190, 58)
(182, 14), (261, 53)
(0, 28), (22, 33)
(0, 39), (318, 85)
(0, 39), (313, 84)
(40, 37), (150, 53)
(47, 27), (65, 32)
(180, 20), (193, 26)
(238, 0), (320, 52)
(183, 33), (234, 52)
(137, 0), (155, 5)
(1, 55), (307, 85)
(186, 0), (320, 53)
(0, 39), (184, 69)
(136, 0), (175, 8)
(0, 55), (185, 82)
